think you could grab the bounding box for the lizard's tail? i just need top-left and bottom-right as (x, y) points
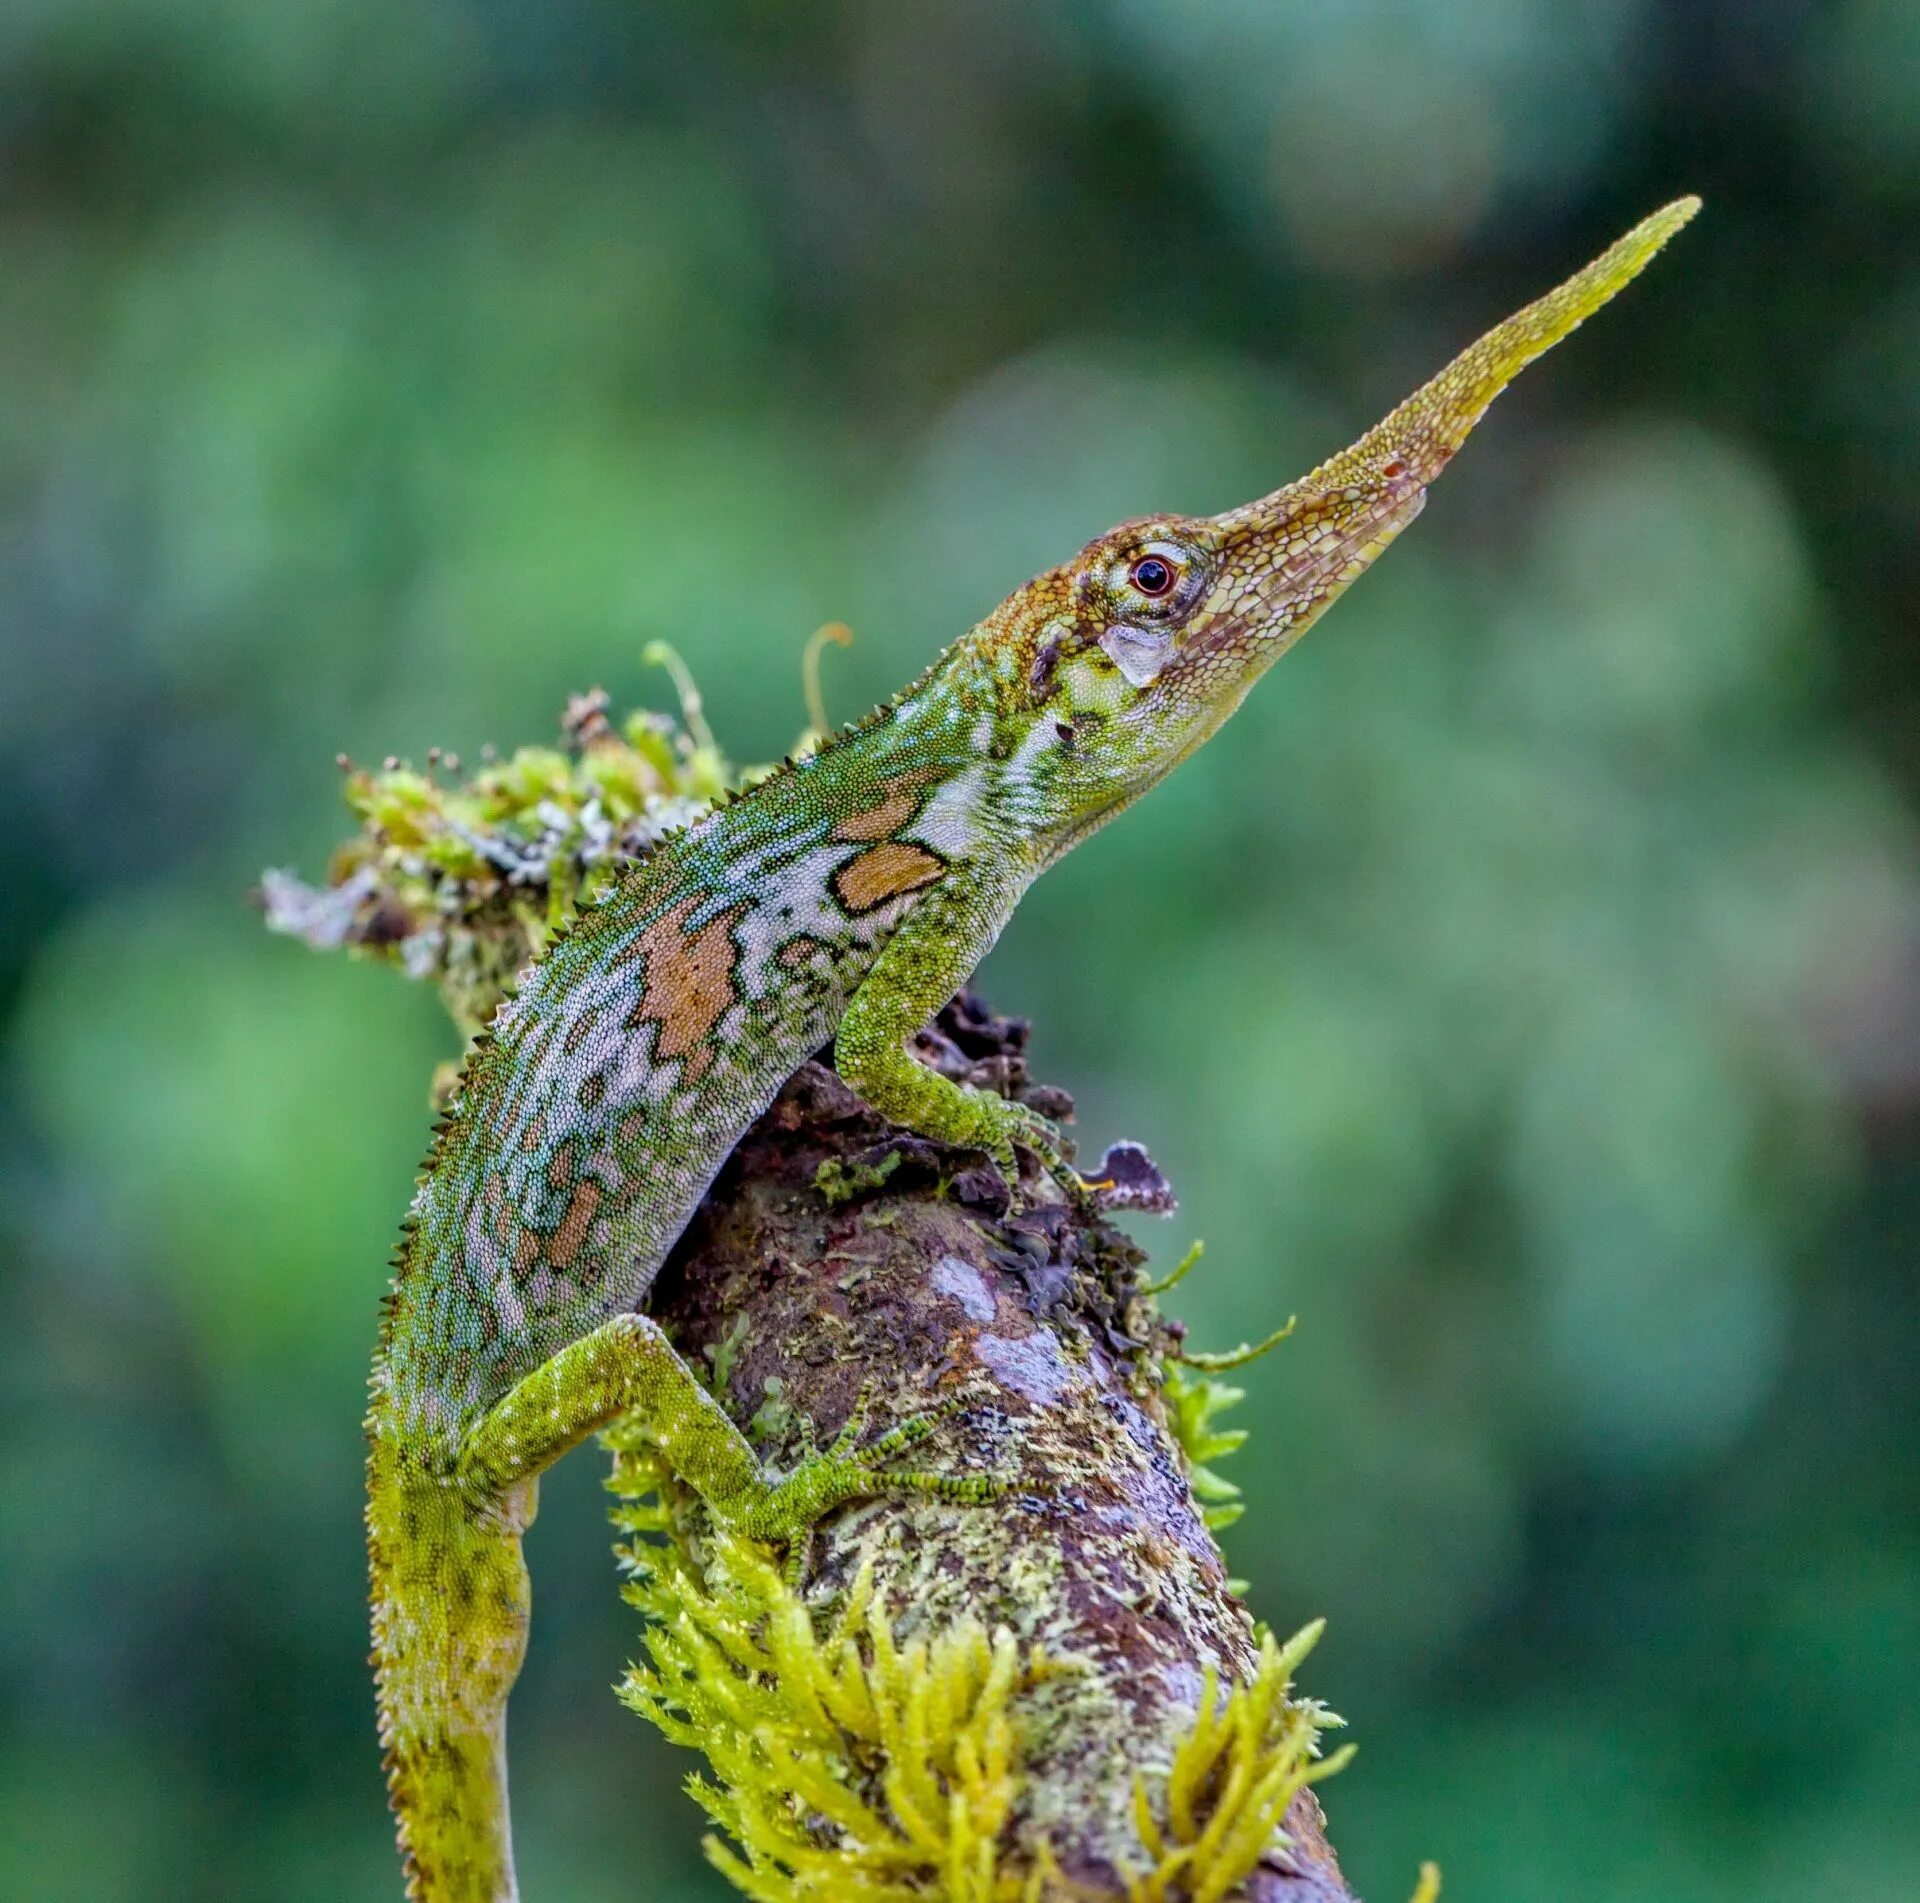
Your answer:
(379, 1720), (518, 1903)
(369, 1437), (530, 1903)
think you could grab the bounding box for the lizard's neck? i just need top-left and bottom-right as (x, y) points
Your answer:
(748, 634), (1018, 874)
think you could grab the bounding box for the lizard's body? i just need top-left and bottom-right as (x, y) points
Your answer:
(370, 665), (1022, 1896)
(365, 201), (1698, 1899)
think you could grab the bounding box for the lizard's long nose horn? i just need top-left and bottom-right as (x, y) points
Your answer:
(1214, 196), (1701, 540)
(1311, 196), (1701, 493)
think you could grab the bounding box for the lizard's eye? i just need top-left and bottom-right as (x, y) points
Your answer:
(1129, 555), (1177, 597)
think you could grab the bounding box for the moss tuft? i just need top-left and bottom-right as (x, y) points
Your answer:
(1123, 1622), (1352, 1903)
(1158, 1365), (1251, 1533)
(607, 1419), (1352, 1903)
(814, 1148), (903, 1208)
(262, 662), (763, 1047)
(606, 1428), (1065, 1902)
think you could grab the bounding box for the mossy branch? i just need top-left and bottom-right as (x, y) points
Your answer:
(609, 1460), (1350, 1903)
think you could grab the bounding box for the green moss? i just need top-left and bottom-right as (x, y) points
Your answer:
(1141, 1239), (1206, 1298)
(707, 1313), (752, 1393)
(1166, 1318), (1297, 1376)
(1158, 1365), (1250, 1533)
(1144, 1243), (1296, 1533)
(606, 1422), (1353, 1903)
(1121, 1622), (1350, 1903)
(814, 1148), (902, 1208)
(606, 1427), (1067, 1903)
(747, 1376), (796, 1446)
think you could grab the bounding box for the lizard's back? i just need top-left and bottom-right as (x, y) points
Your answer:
(372, 710), (987, 1444)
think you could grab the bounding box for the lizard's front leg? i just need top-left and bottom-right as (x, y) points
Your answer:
(834, 865), (1074, 1193)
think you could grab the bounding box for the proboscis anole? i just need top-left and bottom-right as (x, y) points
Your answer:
(364, 199), (1698, 1900)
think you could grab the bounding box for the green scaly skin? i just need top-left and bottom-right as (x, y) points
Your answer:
(366, 200), (1698, 1900)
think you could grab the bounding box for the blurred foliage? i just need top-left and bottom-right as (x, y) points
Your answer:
(1160, 1363), (1252, 1533)
(2, 4), (1916, 1900)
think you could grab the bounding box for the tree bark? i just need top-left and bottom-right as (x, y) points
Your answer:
(639, 990), (1356, 1901)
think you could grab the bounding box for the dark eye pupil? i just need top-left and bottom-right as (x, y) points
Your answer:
(1133, 557), (1174, 596)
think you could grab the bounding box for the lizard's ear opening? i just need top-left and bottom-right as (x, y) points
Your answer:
(1098, 623), (1173, 688)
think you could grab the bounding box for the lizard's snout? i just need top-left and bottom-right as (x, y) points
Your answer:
(1172, 196), (1700, 679)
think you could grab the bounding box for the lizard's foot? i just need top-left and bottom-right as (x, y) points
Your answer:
(970, 1095), (1086, 1207)
(723, 1383), (1007, 1580)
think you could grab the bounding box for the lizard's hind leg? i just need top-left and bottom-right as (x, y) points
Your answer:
(459, 1314), (998, 1563)
(396, 1317), (996, 1897)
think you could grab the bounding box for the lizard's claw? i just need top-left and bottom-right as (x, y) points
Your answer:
(976, 1097), (1082, 1206)
(1062, 1165), (1116, 1209)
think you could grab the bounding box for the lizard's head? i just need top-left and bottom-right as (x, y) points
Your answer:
(985, 197), (1699, 854)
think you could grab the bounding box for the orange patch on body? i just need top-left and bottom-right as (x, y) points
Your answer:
(625, 896), (747, 1084)
(831, 765), (948, 843)
(549, 1180), (601, 1269)
(512, 1227), (540, 1281)
(833, 841), (945, 914)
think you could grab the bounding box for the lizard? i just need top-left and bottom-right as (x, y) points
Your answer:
(365, 197), (1698, 1901)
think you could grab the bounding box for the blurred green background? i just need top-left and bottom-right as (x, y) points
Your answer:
(3, 3), (1916, 1899)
